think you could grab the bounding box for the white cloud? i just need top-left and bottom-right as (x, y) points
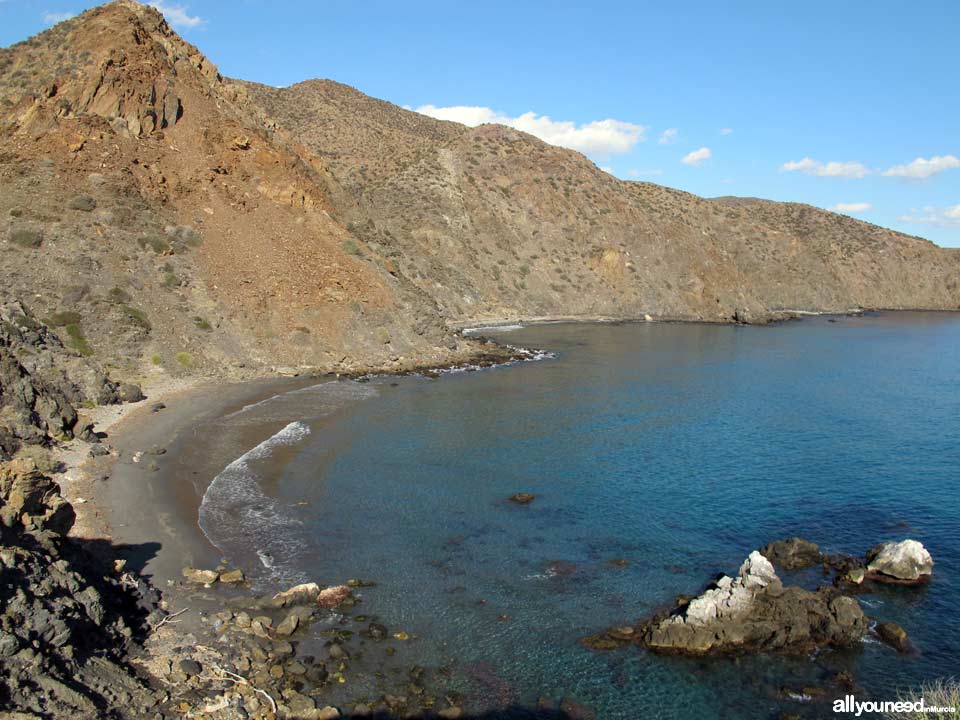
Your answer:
(882, 155), (960, 180)
(414, 104), (646, 157)
(901, 204), (960, 226)
(720, 128), (733, 135)
(42, 10), (75, 25)
(780, 157), (869, 179)
(147, 1), (205, 29)
(658, 128), (678, 145)
(681, 147), (712, 166)
(831, 202), (872, 213)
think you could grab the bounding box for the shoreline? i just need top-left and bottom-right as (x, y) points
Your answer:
(61, 376), (323, 583)
(57, 308), (959, 587)
(35, 309), (959, 717)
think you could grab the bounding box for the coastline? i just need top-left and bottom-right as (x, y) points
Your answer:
(30, 310), (959, 718)
(54, 308), (955, 589)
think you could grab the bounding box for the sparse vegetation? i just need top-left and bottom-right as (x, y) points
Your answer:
(192, 316), (212, 331)
(67, 194), (96, 212)
(175, 351), (193, 367)
(47, 311), (82, 326)
(885, 678), (959, 719)
(342, 239), (362, 256)
(64, 323), (93, 356)
(9, 228), (42, 248)
(121, 305), (151, 331)
(138, 236), (170, 254)
(107, 287), (131, 304)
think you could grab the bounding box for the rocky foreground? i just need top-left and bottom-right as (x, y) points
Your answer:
(584, 536), (933, 657)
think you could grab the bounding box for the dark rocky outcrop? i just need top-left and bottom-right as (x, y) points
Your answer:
(0, 301), (136, 460)
(760, 537), (824, 570)
(638, 551), (869, 655)
(0, 448), (159, 718)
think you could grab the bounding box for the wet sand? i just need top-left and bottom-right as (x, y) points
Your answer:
(73, 376), (319, 585)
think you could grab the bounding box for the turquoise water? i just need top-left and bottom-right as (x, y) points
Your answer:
(213, 314), (960, 718)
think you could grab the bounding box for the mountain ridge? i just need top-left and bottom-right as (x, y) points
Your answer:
(0, 0), (956, 387)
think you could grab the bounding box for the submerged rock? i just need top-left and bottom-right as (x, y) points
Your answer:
(509, 492), (536, 505)
(876, 622), (910, 653)
(865, 540), (933, 584)
(760, 537), (824, 570)
(639, 550), (868, 654)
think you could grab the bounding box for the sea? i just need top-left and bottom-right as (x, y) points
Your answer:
(196, 312), (960, 718)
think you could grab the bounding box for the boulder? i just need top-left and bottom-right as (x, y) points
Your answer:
(272, 582), (319, 607)
(876, 622), (910, 653)
(317, 585), (352, 609)
(275, 612), (299, 636)
(866, 540), (933, 584)
(639, 550), (868, 654)
(181, 567), (219, 585)
(0, 458), (75, 535)
(117, 383), (144, 403)
(760, 537), (824, 570)
(219, 569), (244, 584)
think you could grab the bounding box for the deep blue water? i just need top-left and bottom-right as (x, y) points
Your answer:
(208, 313), (960, 718)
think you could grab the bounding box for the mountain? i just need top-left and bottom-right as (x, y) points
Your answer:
(1, 0), (958, 384)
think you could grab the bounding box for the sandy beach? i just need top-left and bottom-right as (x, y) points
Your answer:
(57, 374), (322, 586)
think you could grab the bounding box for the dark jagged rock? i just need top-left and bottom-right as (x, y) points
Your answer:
(0, 300), (126, 459)
(759, 537), (824, 570)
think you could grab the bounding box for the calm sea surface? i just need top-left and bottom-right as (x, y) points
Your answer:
(201, 313), (960, 718)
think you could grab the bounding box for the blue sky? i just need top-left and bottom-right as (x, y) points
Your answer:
(3, 1), (959, 246)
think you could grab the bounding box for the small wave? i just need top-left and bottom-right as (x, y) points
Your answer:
(522, 569), (559, 581)
(221, 381), (377, 424)
(198, 421), (312, 585)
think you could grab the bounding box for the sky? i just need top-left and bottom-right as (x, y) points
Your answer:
(2, 0), (959, 246)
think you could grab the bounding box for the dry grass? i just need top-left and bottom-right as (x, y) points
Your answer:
(885, 678), (959, 719)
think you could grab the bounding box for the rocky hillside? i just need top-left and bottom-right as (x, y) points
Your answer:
(244, 82), (960, 326)
(0, 1), (492, 385)
(0, 0), (958, 385)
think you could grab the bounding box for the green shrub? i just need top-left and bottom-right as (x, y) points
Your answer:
(9, 208), (22, 217)
(65, 324), (93, 356)
(175, 351), (193, 367)
(162, 272), (180, 288)
(68, 195), (96, 212)
(121, 305), (151, 331)
(150, 354), (163, 366)
(47, 311), (82, 326)
(107, 287), (131, 304)
(342, 239), (362, 256)
(192, 316), (212, 331)
(138, 236), (170, 254)
(9, 228), (42, 248)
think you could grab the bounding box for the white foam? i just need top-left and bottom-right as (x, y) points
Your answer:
(198, 421), (313, 585)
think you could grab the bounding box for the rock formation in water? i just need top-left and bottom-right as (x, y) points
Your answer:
(865, 539), (934, 585)
(639, 551), (869, 654)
